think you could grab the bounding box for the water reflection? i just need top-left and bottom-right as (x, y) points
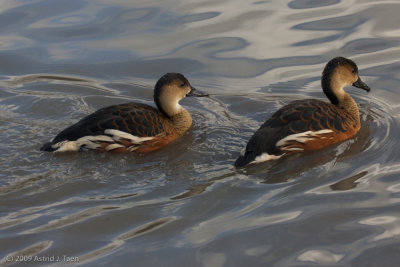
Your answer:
(288, 0), (340, 9)
(0, 241), (53, 266)
(297, 249), (343, 265)
(171, 183), (212, 200)
(1, 0), (400, 266)
(182, 185), (302, 246)
(359, 215), (400, 242)
(330, 171), (368, 191)
(294, 14), (366, 32)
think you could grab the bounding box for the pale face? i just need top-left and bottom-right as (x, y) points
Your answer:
(335, 64), (359, 87)
(157, 78), (192, 117)
(167, 79), (192, 100)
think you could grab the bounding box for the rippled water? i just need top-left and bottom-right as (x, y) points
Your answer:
(1, 0), (400, 266)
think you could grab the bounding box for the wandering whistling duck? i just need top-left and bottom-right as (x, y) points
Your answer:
(235, 57), (371, 167)
(40, 73), (208, 153)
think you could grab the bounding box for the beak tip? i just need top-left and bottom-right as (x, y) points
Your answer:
(187, 87), (209, 97)
(352, 77), (371, 92)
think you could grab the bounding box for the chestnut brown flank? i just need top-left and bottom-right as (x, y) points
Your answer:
(235, 57), (371, 167)
(40, 73), (206, 153)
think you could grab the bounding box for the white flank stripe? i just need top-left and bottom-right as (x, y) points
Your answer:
(53, 130), (154, 152)
(106, 143), (124, 151)
(283, 147), (304, 151)
(54, 135), (114, 152)
(89, 135), (114, 142)
(276, 129), (333, 147)
(127, 146), (139, 152)
(53, 141), (80, 152)
(104, 129), (154, 144)
(78, 135), (114, 143)
(250, 153), (283, 164)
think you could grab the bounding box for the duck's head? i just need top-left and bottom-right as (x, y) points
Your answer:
(322, 57), (370, 105)
(154, 73), (208, 117)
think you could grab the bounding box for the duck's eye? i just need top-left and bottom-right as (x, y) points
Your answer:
(180, 82), (186, 87)
(352, 68), (356, 74)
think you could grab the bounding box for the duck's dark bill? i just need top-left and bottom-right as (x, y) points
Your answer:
(187, 86), (209, 97)
(352, 77), (371, 92)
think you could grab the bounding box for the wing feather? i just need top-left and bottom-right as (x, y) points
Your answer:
(235, 99), (354, 167)
(52, 103), (169, 143)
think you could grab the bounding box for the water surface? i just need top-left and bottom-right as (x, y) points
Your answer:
(1, 0), (400, 266)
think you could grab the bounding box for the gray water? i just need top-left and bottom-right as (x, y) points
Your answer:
(1, 0), (400, 266)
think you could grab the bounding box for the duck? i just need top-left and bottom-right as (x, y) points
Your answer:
(234, 57), (371, 168)
(40, 73), (208, 153)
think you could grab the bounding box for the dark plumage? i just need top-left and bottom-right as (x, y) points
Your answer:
(235, 57), (371, 167)
(41, 73), (208, 153)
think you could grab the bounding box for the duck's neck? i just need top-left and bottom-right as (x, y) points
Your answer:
(169, 108), (193, 135)
(325, 79), (360, 124)
(157, 97), (193, 135)
(340, 93), (360, 123)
